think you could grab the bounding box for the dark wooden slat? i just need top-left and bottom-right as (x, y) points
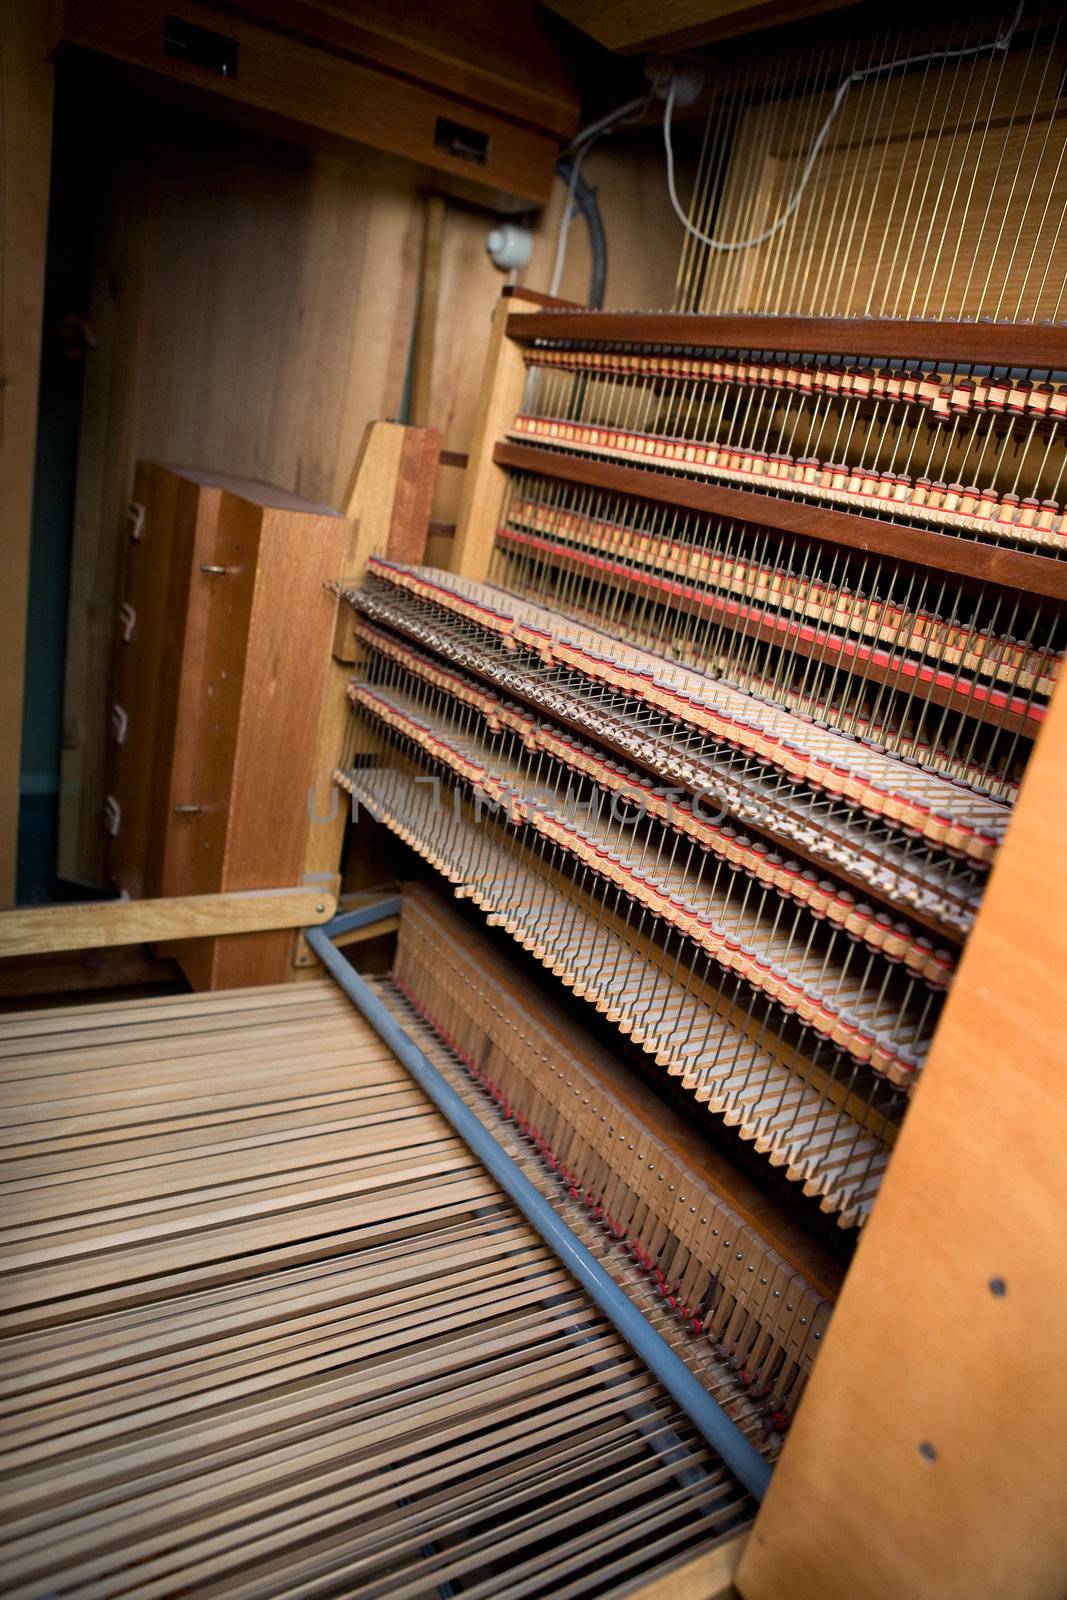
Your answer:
(494, 528), (1042, 738)
(504, 310), (1067, 370)
(493, 440), (1067, 603)
(502, 286), (584, 311)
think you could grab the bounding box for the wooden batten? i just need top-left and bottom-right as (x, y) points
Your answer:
(0, 886), (337, 957)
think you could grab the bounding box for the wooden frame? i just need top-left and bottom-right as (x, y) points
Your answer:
(447, 289), (1067, 1599)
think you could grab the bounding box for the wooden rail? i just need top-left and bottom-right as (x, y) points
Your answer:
(494, 440), (1067, 602)
(0, 886), (338, 958)
(504, 310), (1067, 370)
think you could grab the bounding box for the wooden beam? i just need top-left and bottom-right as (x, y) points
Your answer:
(504, 309), (1067, 370)
(294, 421), (439, 973)
(0, 3), (53, 906)
(0, 886), (338, 958)
(452, 297), (529, 582)
(493, 441), (1067, 602)
(737, 672), (1067, 1600)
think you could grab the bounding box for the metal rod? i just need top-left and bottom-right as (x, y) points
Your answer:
(306, 916), (773, 1504)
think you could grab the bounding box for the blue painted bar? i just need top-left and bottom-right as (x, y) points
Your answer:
(306, 918), (772, 1503)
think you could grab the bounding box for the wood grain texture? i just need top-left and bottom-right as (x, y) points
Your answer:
(452, 298), (530, 581)
(737, 674), (1067, 1600)
(57, 134), (155, 888)
(156, 477), (347, 989)
(504, 310), (1067, 369)
(0, 2), (53, 906)
(493, 440), (1067, 601)
(0, 887), (337, 957)
(295, 421), (438, 972)
(53, 0), (568, 204)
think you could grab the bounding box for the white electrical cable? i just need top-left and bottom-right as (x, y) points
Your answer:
(663, 0), (1026, 253)
(548, 93), (650, 297)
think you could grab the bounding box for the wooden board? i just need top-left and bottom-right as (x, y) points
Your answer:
(504, 310), (1067, 371)
(0, 887), (337, 957)
(493, 439), (1067, 602)
(0, 3), (53, 906)
(737, 664), (1067, 1600)
(51, 0), (572, 205)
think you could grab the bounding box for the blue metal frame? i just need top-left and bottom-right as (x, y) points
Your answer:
(307, 905), (772, 1503)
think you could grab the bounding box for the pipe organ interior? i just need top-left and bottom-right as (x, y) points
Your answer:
(2, 4), (1065, 1598)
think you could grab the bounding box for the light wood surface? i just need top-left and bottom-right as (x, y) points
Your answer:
(153, 477), (347, 989)
(452, 296), (530, 581)
(0, 2), (53, 907)
(737, 676), (1067, 1600)
(295, 421), (438, 975)
(0, 887), (337, 958)
(626, 1529), (747, 1598)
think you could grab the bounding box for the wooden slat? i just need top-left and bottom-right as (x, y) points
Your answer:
(494, 439), (1067, 601)
(0, 888), (337, 958)
(504, 309), (1067, 369)
(0, 978), (754, 1597)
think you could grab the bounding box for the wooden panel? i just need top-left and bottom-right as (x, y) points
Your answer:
(452, 298), (530, 582)
(504, 309), (1067, 370)
(53, 0), (567, 204)
(239, 0), (579, 139)
(106, 465), (201, 899)
(737, 675), (1067, 1600)
(58, 135), (155, 887)
(57, 106), (423, 885)
(0, 886), (337, 956)
(56, 108), (692, 885)
(295, 421), (438, 973)
(627, 1530), (747, 1600)
(493, 440), (1067, 602)
(157, 478), (347, 989)
(403, 883), (846, 1303)
(543, 0), (859, 52)
(0, 3), (53, 906)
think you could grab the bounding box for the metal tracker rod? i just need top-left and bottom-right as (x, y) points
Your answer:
(306, 912), (773, 1504)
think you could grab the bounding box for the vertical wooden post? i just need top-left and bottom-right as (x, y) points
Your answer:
(0, 3), (52, 905)
(737, 679), (1067, 1600)
(294, 420), (440, 972)
(451, 295), (527, 582)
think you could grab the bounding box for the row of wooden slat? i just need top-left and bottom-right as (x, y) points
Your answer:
(0, 980), (751, 1598)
